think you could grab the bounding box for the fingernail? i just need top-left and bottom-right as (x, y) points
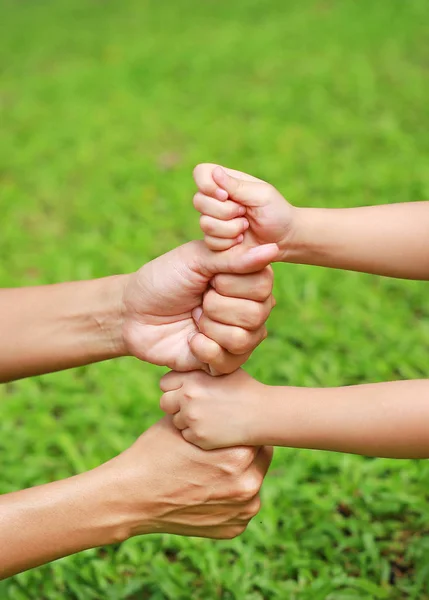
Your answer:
(243, 219), (249, 230)
(238, 206), (246, 216)
(236, 234), (244, 244)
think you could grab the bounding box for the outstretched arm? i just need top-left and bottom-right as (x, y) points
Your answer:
(0, 276), (127, 383)
(161, 370), (429, 459)
(193, 164), (429, 280)
(0, 418), (271, 579)
(289, 202), (429, 280)
(0, 239), (277, 383)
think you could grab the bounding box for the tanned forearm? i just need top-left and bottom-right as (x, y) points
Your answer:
(285, 202), (429, 280)
(0, 276), (129, 383)
(0, 467), (129, 579)
(253, 380), (429, 458)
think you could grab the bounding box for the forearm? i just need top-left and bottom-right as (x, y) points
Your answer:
(0, 275), (129, 383)
(285, 202), (429, 279)
(253, 380), (429, 458)
(0, 467), (130, 579)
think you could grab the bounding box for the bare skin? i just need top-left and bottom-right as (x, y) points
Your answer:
(161, 369), (429, 459)
(193, 163), (429, 280)
(0, 417), (272, 579)
(0, 239), (277, 577)
(0, 240), (278, 383)
(169, 163), (429, 459)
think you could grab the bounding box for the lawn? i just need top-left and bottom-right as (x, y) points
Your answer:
(1, 0), (429, 598)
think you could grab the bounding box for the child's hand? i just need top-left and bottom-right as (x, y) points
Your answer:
(193, 163), (297, 255)
(159, 369), (263, 450)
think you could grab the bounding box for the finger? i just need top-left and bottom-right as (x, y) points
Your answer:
(189, 333), (252, 375)
(160, 371), (185, 392)
(198, 314), (267, 356)
(193, 193), (246, 220)
(200, 215), (249, 239)
(204, 235), (243, 252)
(205, 242), (279, 275)
(160, 390), (181, 415)
(173, 411), (188, 431)
(193, 164), (264, 199)
(211, 267), (273, 302)
(203, 289), (272, 330)
(193, 164), (229, 200)
(212, 167), (271, 207)
(181, 427), (209, 449)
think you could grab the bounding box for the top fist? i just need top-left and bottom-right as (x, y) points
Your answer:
(193, 164), (297, 257)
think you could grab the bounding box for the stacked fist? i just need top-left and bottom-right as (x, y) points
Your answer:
(160, 164), (295, 449)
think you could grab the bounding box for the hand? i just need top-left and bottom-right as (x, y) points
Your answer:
(103, 417), (273, 539)
(193, 163), (297, 257)
(0, 417), (273, 578)
(160, 369), (264, 449)
(121, 240), (277, 374)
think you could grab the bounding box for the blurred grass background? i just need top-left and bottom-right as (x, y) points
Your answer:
(1, 0), (429, 598)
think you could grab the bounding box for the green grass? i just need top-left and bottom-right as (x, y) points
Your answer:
(1, 0), (429, 597)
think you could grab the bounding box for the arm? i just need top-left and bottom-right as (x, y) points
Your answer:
(288, 203), (429, 280)
(0, 240), (276, 383)
(160, 370), (429, 459)
(0, 468), (124, 579)
(192, 164), (429, 280)
(0, 417), (272, 579)
(256, 379), (429, 458)
(0, 276), (128, 383)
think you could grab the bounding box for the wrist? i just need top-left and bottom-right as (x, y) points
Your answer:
(245, 383), (278, 445)
(98, 273), (131, 360)
(278, 207), (328, 265)
(95, 456), (157, 542)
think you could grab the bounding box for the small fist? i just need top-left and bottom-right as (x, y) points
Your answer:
(193, 164), (296, 254)
(159, 369), (263, 450)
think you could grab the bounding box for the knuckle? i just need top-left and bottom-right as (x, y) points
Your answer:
(225, 201), (241, 219)
(204, 236), (222, 251)
(200, 215), (214, 234)
(264, 183), (276, 200)
(185, 404), (199, 422)
(259, 268), (274, 296)
(205, 341), (223, 364)
(211, 274), (227, 295)
(249, 271), (273, 302)
(245, 494), (262, 519)
(229, 328), (250, 354)
(223, 446), (254, 473)
(229, 218), (244, 236)
(243, 304), (265, 329)
(237, 474), (262, 502)
(252, 285), (271, 302)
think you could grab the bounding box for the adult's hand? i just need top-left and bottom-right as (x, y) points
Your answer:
(122, 240), (277, 373)
(0, 417), (273, 578)
(0, 240), (276, 382)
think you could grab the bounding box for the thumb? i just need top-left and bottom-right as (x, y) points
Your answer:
(203, 243), (279, 276)
(212, 166), (270, 207)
